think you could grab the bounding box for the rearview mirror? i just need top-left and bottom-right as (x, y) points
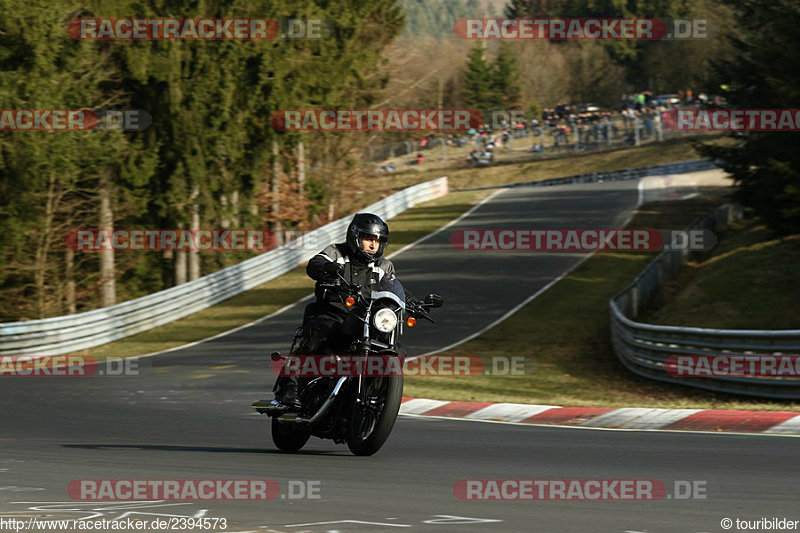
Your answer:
(424, 294), (444, 308)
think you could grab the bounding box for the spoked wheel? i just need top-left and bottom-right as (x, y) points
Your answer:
(346, 375), (403, 456)
(271, 417), (311, 453)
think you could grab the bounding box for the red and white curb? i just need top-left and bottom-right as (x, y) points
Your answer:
(400, 398), (800, 435)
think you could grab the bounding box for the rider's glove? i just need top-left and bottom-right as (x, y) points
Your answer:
(323, 261), (343, 277)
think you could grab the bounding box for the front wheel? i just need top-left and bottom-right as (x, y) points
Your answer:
(271, 417), (310, 452)
(346, 375), (403, 456)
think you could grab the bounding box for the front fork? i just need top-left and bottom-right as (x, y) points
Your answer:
(356, 340), (370, 404)
(356, 303), (373, 403)
(355, 303), (398, 409)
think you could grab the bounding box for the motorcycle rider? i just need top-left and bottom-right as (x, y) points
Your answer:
(274, 213), (400, 412)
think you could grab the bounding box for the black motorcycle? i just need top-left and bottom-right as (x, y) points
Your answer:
(252, 274), (443, 456)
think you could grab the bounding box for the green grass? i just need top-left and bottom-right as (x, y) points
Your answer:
(404, 193), (800, 411)
(643, 220), (800, 330)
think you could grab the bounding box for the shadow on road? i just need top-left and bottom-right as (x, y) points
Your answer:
(61, 443), (345, 456)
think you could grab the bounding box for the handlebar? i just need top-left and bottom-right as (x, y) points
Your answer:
(318, 273), (365, 308)
(318, 273), (359, 291)
(406, 298), (435, 324)
(320, 274), (440, 324)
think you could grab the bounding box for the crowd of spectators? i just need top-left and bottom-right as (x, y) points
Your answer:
(380, 89), (700, 170)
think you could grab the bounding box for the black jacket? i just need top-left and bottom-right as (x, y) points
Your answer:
(307, 243), (397, 317)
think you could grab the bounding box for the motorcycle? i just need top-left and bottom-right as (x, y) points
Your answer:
(252, 273), (443, 456)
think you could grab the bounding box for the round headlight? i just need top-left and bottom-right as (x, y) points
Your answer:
(373, 308), (398, 332)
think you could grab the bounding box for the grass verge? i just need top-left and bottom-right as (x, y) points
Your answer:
(643, 219), (800, 330)
(404, 193), (800, 411)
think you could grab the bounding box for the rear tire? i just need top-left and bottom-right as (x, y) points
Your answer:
(346, 375), (403, 456)
(271, 417), (310, 452)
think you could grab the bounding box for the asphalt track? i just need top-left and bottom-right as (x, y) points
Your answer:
(2, 176), (798, 532)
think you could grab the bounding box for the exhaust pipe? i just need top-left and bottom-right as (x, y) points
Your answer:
(277, 377), (348, 424)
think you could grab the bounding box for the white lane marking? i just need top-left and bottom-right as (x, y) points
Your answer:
(579, 408), (702, 429)
(399, 399), (449, 414)
(115, 508), (207, 520)
(8, 501), (204, 522)
(285, 520), (411, 528)
(410, 178), (644, 358)
(385, 188), (504, 260)
(764, 415), (800, 435)
(465, 404), (558, 423)
(399, 412), (800, 437)
(132, 294), (315, 360)
(416, 251), (594, 357)
(423, 515), (502, 525)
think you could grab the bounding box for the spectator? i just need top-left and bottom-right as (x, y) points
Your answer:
(654, 107), (664, 141)
(634, 92), (646, 111)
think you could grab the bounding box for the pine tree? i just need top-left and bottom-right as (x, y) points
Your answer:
(699, 0), (800, 235)
(463, 44), (492, 110)
(491, 43), (522, 109)
(0, 0), (153, 317)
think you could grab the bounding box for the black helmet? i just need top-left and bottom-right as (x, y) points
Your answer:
(346, 213), (389, 261)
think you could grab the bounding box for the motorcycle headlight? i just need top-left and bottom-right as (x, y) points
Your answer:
(373, 308), (398, 333)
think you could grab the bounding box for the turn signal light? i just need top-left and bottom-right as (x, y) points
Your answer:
(406, 317), (417, 327)
(345, 296), (356, 307)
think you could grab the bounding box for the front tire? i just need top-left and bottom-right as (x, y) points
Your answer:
(346, 375), (403, 456)
(271, 417), (310, 452)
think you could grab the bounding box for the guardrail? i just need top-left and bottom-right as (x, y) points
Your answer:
(610, 204), (800, 399)
(456, 158), (720, 191)
(0, 177), (449, 356)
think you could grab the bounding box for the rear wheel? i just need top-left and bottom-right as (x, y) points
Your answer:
(346, 375), (403, 456)
(271, 417), (310, 452)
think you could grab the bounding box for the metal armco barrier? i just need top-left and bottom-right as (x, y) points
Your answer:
(457, 158), (720, 191)
(610, 204), (800, 399)
(0, 178), (449, 356)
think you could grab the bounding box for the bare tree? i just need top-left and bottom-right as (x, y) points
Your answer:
(98, 169), (116, 307)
